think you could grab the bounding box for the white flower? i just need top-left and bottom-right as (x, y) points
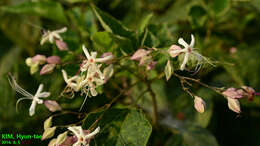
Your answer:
(81, 45), (113, 79)
(62, 70), (84, 92)
(68, 126), (100, 146)
(80, 65), (104, 97)
(8, 74), (50, 116)
(40, 27), (67, 45)
(169, 34), (212, 71)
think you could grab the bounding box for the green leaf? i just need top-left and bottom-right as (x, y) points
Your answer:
(212, 0), (230, 16)
(139, 13), (153, 33)
(91, 31), (114, 51)
(91, 31), (133, 56)
(90, 4), (134, 39)
(82, 108), (152, 146)
(161, 117), (218, 146)
(1, 1), (67, 24)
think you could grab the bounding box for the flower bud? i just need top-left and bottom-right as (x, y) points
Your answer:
(241, 86), (255, 101)
(194, 96), (206, 113)
(130, 49), (150, 61)
(44, 100), (62, 112)
(47, 56), (61, 64)
(230, 47), (237, 54)
(48, 138), (57, 146)
(32, 54), (46, 65)
(168, 45), (182, 58)
(103, 64), (114, 82)
(44, 116), (53, 130)
(40, 64), (56, 75)
(25, 57), (33, 66)
(222, 88), (245, 99)
(227, 97), (241, 113)
(30, 63), (39, 75)
(56, 131), (68, 145)
(164, 60), (172, 81)
(42, 127), (56, 140)
(55, 39), (69, 51)
(147, 61), (157, 70)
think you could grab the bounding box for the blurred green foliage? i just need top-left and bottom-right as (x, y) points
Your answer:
(0, 0), (260, 146)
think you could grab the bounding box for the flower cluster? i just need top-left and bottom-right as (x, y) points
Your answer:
(25, 54), (61, 75)
(62, 45), (114, 98)
(222, 86), (256, 113)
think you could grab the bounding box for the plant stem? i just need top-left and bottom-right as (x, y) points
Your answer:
(147, 83), (158, 125)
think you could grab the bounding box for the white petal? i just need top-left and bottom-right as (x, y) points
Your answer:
(68, 126), (82, 138)
(91, 52), (97, 59)
(180, 53), (190, 70)
(54, 27), (67, 34)
(29, 100), (37, 116)
(62, 70), (68, 82)
(37, 92), (51, 98)
(94, 78), (104, 86)
(178, 38), (189, 48)
(49, 35), (55, 44)
(190, 34), (195, 47)
(84, 127), (100, 139)
(52, 33), (62, 41)
(36, 84), (44, 95)
(40, 36), (49, 45)
(82, 45), (91, 59)
(95, 55), (113, 63)
(90, 88), (97, 96)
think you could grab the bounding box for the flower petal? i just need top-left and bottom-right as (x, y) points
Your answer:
(84, 127), (100, 139)
(29, 100), (37, 116)
(180, 52), (189, 70)
(178, 38), (189, 48)
(190, 34), (195, 47)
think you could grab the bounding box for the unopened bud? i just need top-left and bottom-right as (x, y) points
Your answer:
(194, 96), (206, 113)
(241, 86), (255, 101)
(56, 39), (69, 51)
(44, 100), (62, 112)
(130, 49), (150, 61)
(40, 64), (56, 75)
(42, 127), (56, 140)
(47, 56), (61, 64)
(32, 54), (46, 65)
(44, 116), (53, 130)
(222, 88), (245, 99)
(168, 45), (182, 58)
(227, 97), (241, 113)
(165, 60), (173, 81)
(147, 61), (157, 70)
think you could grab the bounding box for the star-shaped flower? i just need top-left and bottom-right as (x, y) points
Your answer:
(168, 34), (212, 71)
(8, 74), (50, 116)
(41, 27), (67, 45)
(81, 45), (113, 79)
(67, 126), (100, 146)
(80, 65), (104, 97)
